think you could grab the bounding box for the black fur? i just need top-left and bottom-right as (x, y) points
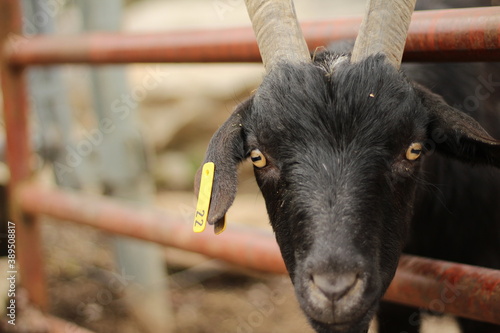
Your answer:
(196, 2), (500, 333)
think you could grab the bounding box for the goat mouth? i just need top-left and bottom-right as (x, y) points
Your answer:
(303, 299), (373, 328)
(296, 273), (378, 328)
(305, 297), (377, 333)
(309, 317), (373, 333)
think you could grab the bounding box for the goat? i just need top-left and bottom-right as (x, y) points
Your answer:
(195, 0), (500, 332)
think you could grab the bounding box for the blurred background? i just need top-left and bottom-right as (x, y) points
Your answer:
(0, 0), (460, 332)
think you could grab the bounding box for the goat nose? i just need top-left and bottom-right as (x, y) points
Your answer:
(311, 272), (359, 300)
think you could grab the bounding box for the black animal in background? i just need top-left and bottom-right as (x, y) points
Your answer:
(196, 0), (500, 332)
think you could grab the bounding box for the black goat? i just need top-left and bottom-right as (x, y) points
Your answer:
(196, 1), (500, 332)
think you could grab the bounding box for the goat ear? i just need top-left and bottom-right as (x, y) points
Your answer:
(415, 84), (500, 167)
(194, 99), (251, 228)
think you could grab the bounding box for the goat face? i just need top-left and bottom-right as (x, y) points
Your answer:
(197, 54), (500, 333)
(249, 55), (423, 332)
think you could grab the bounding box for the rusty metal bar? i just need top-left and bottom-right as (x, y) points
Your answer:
(3, 26), (259, 65)
(17, 184), (500, 325)
(386, 255), (500, 325)
(404, 6), (500, 61)
(3, 7), (500, 66)
(0, 0), (47, 310)
(17, 184), (286, 275)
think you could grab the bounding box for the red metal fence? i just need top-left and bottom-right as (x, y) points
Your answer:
(1, 0), (500, 329)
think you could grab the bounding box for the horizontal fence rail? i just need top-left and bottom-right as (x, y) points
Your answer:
(17, 184), (286, 274)
(389, 256), (500, 325)
(2, 7), (500, 66)
(17, 184), (500, 325)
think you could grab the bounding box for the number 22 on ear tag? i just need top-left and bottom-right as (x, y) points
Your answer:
(193, 162), (215, 233)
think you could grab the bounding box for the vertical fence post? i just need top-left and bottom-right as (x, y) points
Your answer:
(0, 0), (47, 310)
(78, 0), (174, 331)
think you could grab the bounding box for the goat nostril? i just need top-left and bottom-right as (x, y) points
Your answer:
(312, 272), (359, 300)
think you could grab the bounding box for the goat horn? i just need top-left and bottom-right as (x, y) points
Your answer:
(244, 0), (311, 72)
(351, 0), (416, 68)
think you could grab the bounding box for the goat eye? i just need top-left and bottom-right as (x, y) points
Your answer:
(406, 142), (423, 161)
(250, 149), (267, 168)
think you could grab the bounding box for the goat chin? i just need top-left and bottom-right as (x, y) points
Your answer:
(294, 270), (378, 332)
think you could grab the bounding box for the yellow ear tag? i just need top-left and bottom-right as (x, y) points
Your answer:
(193, 162), (215, 233)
